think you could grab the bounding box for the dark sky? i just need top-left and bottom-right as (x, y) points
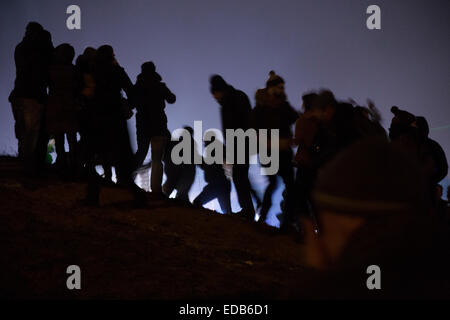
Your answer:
(1, 0), (449, 220)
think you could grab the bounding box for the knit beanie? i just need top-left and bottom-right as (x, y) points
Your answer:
(389, 106), (417, 140)
(266, 70), (284, 88)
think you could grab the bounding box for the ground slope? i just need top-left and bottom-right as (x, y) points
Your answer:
(0, 157), (311, 299)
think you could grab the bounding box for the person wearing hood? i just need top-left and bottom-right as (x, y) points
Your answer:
(133, 61), (176, 196)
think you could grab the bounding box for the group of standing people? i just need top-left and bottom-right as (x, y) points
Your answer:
(9, 22), (174, 207)
(9, 22), (449, 233)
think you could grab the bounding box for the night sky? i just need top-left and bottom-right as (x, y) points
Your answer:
(1, 0), (449, 223)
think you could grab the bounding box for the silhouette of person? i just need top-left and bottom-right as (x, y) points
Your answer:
(133, 61), (176, 195)
(251, 71), (299, 230)
(388, 108), (440, 209)
(293, 92), (320, 228)
(9, 22), (53, 175)
(293, 91), (388, 234)
(210, 75), (255, 219)
(415, 116), (448, 204)
(162, 126), (197, 202)
(193, 136), (232, 213)
(84, 45), (145, 206)
(46, 43), (82, 176)
(75, 47), (112, 181)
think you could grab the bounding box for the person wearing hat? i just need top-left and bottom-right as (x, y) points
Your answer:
(296, 137), (449, 298)
(133, 61), (176, 196)
(209, 74), (255, 218)
(250, 71), (299, 229)
(388, 106), (417, 141)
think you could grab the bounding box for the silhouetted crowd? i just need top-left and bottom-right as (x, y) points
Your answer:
(8, 22), (450, 234)
(7, 21), (450, 297)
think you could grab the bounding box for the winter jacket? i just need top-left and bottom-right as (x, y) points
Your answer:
(134, 71), (176, 137)
(12, 32), (53, 104)
(46, 63), (82, 134)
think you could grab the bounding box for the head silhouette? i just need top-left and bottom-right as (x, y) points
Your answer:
(25, 22), (43, 39)
(389, 106), (417, 140)
(302, 92), (319, 112)
(54, 43), (75, 65)
(266, 70), (285, 99)
(83, 47), (96, 59)
(141, 61), (156, 74)
(210, 75), (228, 93)
(96, 45), (115, 65)
(210, 75), (228, 103)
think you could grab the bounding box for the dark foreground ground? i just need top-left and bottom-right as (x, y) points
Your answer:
(0, 156), (315, 299)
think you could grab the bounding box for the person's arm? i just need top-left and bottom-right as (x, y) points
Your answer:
(293, 117), (302, 146)
(287, 103), (300, 126)
(117, 67), (133, 97)
(118, 67), (136, 106)
(162, 83), (176, 104)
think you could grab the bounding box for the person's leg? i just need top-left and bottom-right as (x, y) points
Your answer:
(67, 132), (78, 173)
(162, 175), (176, 197)
(85, 132), (101, 205)
(54, 134), (66, 169)
(11, 99), (25, 159)
(259, 174), (278, 223)
(217, 181), (232, 214)
(150, 136), (168, 194)
(250, 185), (262, 209)
(279, 160), (296, 226)
(134, 120), (151, 170)
(36, 113), (49, 172)
(232, 164), (255, 216)
(102, 155), (113, 183)
(193, 184), (217, 207)
(175, 166), (195, 202)
(21, 99), (44, 174)
(113, 118), (147, 203)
